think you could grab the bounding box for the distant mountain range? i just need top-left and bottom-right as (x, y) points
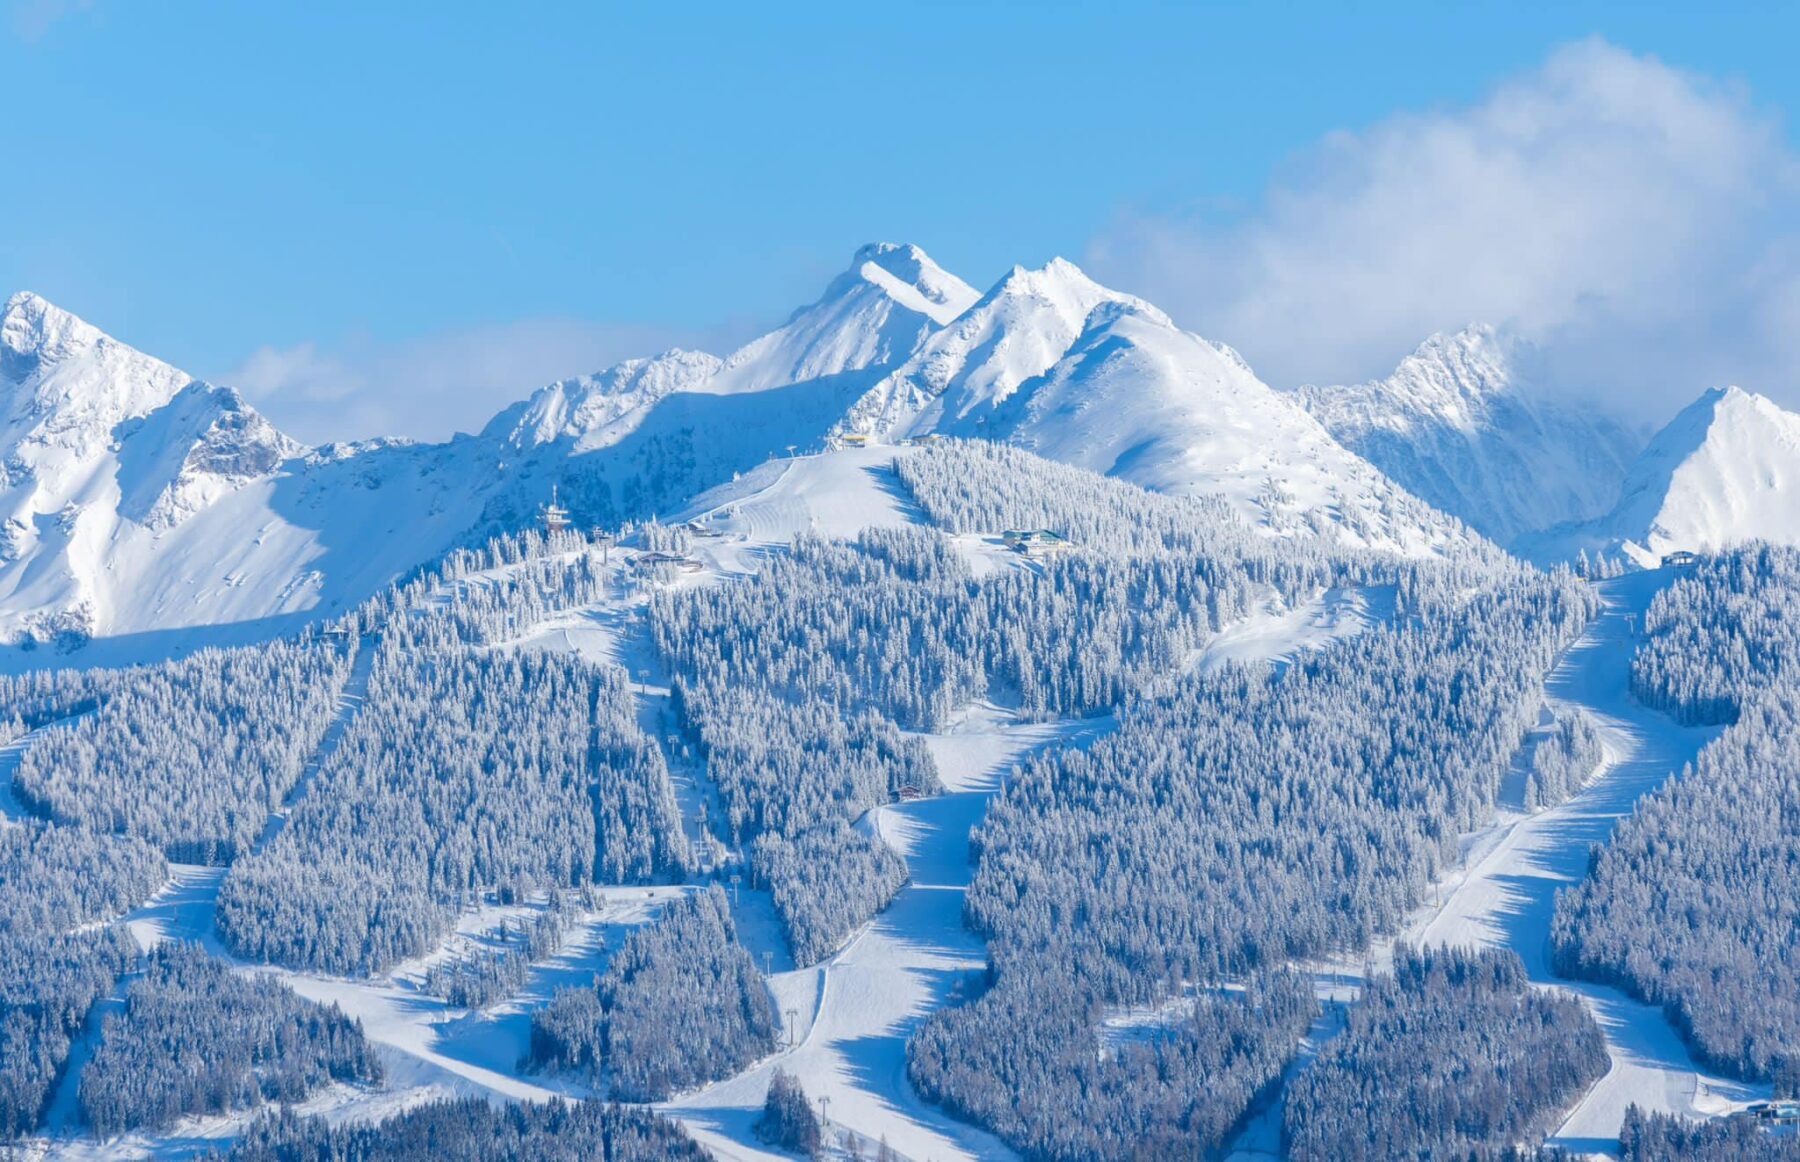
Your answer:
(5, 242), (1800, 650)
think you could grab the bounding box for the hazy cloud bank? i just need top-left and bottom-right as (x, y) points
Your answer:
(1090, 38), (1800, 421)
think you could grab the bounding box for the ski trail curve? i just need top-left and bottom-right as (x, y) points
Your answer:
(1408, 570), (1765, 1153)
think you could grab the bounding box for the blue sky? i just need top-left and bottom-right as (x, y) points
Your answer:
(5, 2), (1800, 440)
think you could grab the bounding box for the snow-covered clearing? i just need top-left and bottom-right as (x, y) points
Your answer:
(1190, 584), (1389, 676)
(679, 446), (924, 549)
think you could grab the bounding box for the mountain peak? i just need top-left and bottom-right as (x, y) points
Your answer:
(838, 242), (977, 327)
(2, 292), (108, 382)
(1416, 321), (1501, 354)
(997, 256), (1097, 296)
(0, 291), (197, 447)
(703, 245), (975, 396)
(1385, 323), (1531, 409)
(1708, 383), (1763, 413)
(982, 258), (1168, 326)
(3, 290), (55, 321)
(849, 241), (932, 279)
(4, 290), (49, 318)
(1301, 322), (1641, 546)
(1663, 384), (1764, 440)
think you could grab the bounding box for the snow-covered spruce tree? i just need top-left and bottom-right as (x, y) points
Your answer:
(396, 551), (609, 648)
(962, 569), (1591, 1002)
(0, 664), (116, 736)
(755, 1068), (823, 1158)
(654, 524), (1323, 733)
(750, 824), (908, 966)
(421, 895), (584, 1009)
(1554, 545), (1800, 1087)
(908, 966), (1315, 1161)
(218, 643), (686, 976)
(664, 685), (917, 965)
(1630, 543), (1800, 725)
(226, 1096), (707, 1161)
(0, 927), (136, 1140)
(14, 639), (354, 863)
(651, 509), (1380, 966)
(1617, 1104), (1800, 1160)
(0, 820), (164, 1141)
(1525, 707), (1604, 810)
(527, 887), (777, 1101)
(1283, 946), (1607, 1160)
(0, 820), (164, 938)
(77, 942), (379, 1138)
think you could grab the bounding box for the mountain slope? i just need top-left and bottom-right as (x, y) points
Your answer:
(1298, 325), (1641, 546)
(1521, 386), (1800, 567)
(0, 293), (303, 642)
(480, 243), (977, 532)
(842, 262), (1474, 557)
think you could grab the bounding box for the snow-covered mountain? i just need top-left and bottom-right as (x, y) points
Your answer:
(1520, 386), (1800, 567)
(474, 242), (979, 537)
(842, 260), (1473, 556)
(0, 294), (547, 651)
(0, 246), (978, 651)
(1297, 325), (1642, 547)
(50, 242), (1762, 649)
(0, 292), (308, 643)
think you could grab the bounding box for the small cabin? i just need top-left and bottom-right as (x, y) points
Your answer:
(683, 519), (723, 539)
(839, 432), (873, 448)
(907, 433), (947, 446)
(1661, 550), (1699, 568)
(1003, 529), (1072, 558)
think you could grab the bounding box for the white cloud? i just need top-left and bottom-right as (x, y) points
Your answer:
(222, 317), (716, 445)
(1088, 38), (1800, 421)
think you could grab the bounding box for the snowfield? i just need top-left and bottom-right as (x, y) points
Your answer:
(1189, 584), (1389, 677)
